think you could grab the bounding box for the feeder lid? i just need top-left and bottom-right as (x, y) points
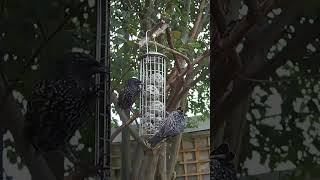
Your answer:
(139, 51), (167, 60)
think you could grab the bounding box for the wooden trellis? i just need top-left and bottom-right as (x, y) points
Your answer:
(110, 128), (210, 180)
(175, 132), (210, 180)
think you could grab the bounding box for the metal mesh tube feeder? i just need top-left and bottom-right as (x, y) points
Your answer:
(139, 51), (167, 140)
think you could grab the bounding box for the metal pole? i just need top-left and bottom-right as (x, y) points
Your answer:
(0, 129), (3, 180)
(95, 0), (110, 179)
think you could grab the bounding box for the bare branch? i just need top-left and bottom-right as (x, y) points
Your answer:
(192, 4), (210, 40)
(110, 92), (148, 149)
(215, 0), (277, 52)
(138, 20), (169, 47)
(190, 0), (207, 40)
(136, 38), (191, 64)
(184, 49), (210, 83)
(111, 112), (141, 141)
(166, 27), (182, 72)
(213, 10), (320, 136)
(175, 68), (209, 103)
(237, 73), (320, 84)
(192, 49), (210, 65)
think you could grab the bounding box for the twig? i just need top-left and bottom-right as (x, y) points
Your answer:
(166, 27), (182, 72)
(192, 4), (210, 40)
(212, 0), (278, 68)
(192, 49), (210, 65)
(136, 38), (191, 64)
(237, 73), (320, 84)
(175, 68), (209, 104)
(111, 112), (141, 141)
(138, 20), (169, 47)
(183, 49), (210, 83)
(110, 92), (148, 149)
(190, 0), (207, 40)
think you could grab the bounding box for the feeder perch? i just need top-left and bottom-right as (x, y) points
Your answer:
(139, 52), (167, 139)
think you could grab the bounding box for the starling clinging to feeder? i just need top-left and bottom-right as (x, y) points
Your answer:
(118, 77), (142, 111)
(148, 107), (187, 147)
(210, 143), (238, 180)
(24, 52), (106, 154)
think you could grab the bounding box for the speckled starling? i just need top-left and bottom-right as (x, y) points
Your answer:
(148, 107), (186, 147)
(117, 77), (142, 111)
(210, 143), (238, 180)
(24, 52), (106, 153)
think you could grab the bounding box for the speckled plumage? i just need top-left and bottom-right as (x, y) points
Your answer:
(148, 108), (186, 147)
(210, 143), (238, 180)
(24, 52), (105, 153)
(117, 78), (142, 110)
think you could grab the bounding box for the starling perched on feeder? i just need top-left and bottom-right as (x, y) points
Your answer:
(210, 143), (238, 180)
(117, 77), (142, 111)
(148, 107), (186, 147)
(24, 52), (105, 154)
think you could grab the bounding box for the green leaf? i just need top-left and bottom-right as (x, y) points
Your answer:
(172, 31), (181, 39)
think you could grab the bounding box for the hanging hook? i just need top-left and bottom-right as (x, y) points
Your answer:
(146, 30), (150, 54)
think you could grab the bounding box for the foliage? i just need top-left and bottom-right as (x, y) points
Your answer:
(110, 0), (210, 124)
(0, 0), (98, 174)
(236, 4), (320, 178)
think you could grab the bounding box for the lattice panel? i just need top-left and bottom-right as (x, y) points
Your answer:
(176, 134), (210, 180)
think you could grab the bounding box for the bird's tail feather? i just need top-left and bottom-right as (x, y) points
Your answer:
(148, 135), (162, 148)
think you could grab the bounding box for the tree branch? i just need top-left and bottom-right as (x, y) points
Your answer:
(213, 11), (320, 136)
(166, 27), (182, 72)
(110, 92), (148, 149)
(190, 0), (207, 40)
(110, 112), (141, 142)
(213, 0), (277, 57)
(236, 73), (320, 84)
(193, 4), (210, 39)
(138, 20), (169, 47)
(136, 38), (191, 64)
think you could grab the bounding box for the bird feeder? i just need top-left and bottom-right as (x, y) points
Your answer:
(139, 51), (166, 138)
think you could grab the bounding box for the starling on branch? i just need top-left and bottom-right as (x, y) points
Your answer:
(117, 77), (142, 111)
(148, 107), (187, 148)
(24, 52), (106, 156)
(210, 143), (238, 180)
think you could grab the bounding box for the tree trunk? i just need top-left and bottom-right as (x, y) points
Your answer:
(121, 110), (130, 180)
(156, 143), (167, 180)
(131, 143), (144, 180)
(223, 92), (250, 167)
